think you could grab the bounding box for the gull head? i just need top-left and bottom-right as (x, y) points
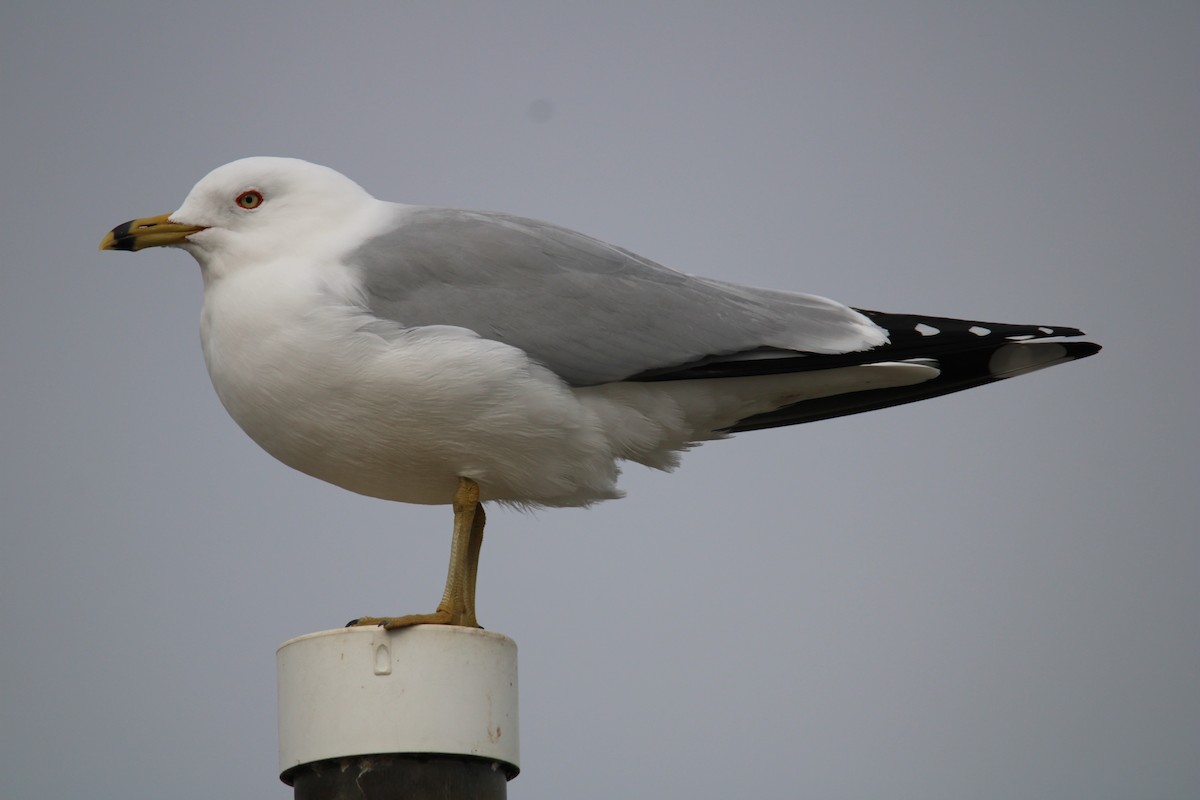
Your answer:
(100, 157), (379, 278)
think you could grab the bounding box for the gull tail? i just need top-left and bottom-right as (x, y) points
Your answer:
(721, 310), (1101, 433)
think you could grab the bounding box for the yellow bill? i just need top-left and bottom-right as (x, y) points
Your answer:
(99, 214), (206, 252)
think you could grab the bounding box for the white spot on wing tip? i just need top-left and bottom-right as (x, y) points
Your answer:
(968, 326), (991, 336)
(1038, 326), (1055, 334)
(914, 323), (940, 336)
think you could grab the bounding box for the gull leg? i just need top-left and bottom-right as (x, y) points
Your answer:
(461, 503), (486, 628)
(348, 477), (485, 630)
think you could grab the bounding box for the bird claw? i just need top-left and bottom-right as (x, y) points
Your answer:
(346, 611), (480, 630)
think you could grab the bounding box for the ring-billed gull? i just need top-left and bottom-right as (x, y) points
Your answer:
(101, 157), (1099, 629)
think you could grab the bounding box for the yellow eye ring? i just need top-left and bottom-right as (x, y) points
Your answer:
(236, 190), (264, 209)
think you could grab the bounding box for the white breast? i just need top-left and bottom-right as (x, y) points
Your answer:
(198, 258), (626, 506)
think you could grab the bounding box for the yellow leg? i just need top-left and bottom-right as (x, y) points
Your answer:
(348, 477), (485, 630)
(461, 503), (485, 628)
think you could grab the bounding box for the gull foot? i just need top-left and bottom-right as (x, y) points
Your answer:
(346, 611), (481, 630)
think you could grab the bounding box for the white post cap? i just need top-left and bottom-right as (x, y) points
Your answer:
(277, 625), (519, 781)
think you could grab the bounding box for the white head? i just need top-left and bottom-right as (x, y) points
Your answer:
(101, 157), (381, 281)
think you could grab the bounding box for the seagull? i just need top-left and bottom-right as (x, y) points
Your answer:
(101, 157), (1099, 629)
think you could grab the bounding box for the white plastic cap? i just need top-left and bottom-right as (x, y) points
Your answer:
(277, 625), (519, 780)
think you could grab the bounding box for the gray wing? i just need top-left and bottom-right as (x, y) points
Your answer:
(350, 206), (885, 386)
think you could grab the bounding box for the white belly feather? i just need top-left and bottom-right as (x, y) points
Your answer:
(199, 259), (626, 506)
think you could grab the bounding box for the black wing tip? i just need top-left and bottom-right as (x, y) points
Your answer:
(854, 308), (1093, 343)
(1067, 341), (1102, 359)
(1016, 323), (1088, 339)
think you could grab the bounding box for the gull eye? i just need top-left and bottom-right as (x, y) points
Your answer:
(235, 190), (264, 209)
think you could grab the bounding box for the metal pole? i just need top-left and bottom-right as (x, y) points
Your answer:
(278, 626), (519, 800)
(287, 754), (508, 800)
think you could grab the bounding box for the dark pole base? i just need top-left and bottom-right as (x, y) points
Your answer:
(286, 754), (510, 800)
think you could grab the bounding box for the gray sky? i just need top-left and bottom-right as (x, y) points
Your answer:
(3, 2), (1197, 798)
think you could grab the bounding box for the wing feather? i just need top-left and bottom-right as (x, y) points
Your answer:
(351, 207), (884, 386)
